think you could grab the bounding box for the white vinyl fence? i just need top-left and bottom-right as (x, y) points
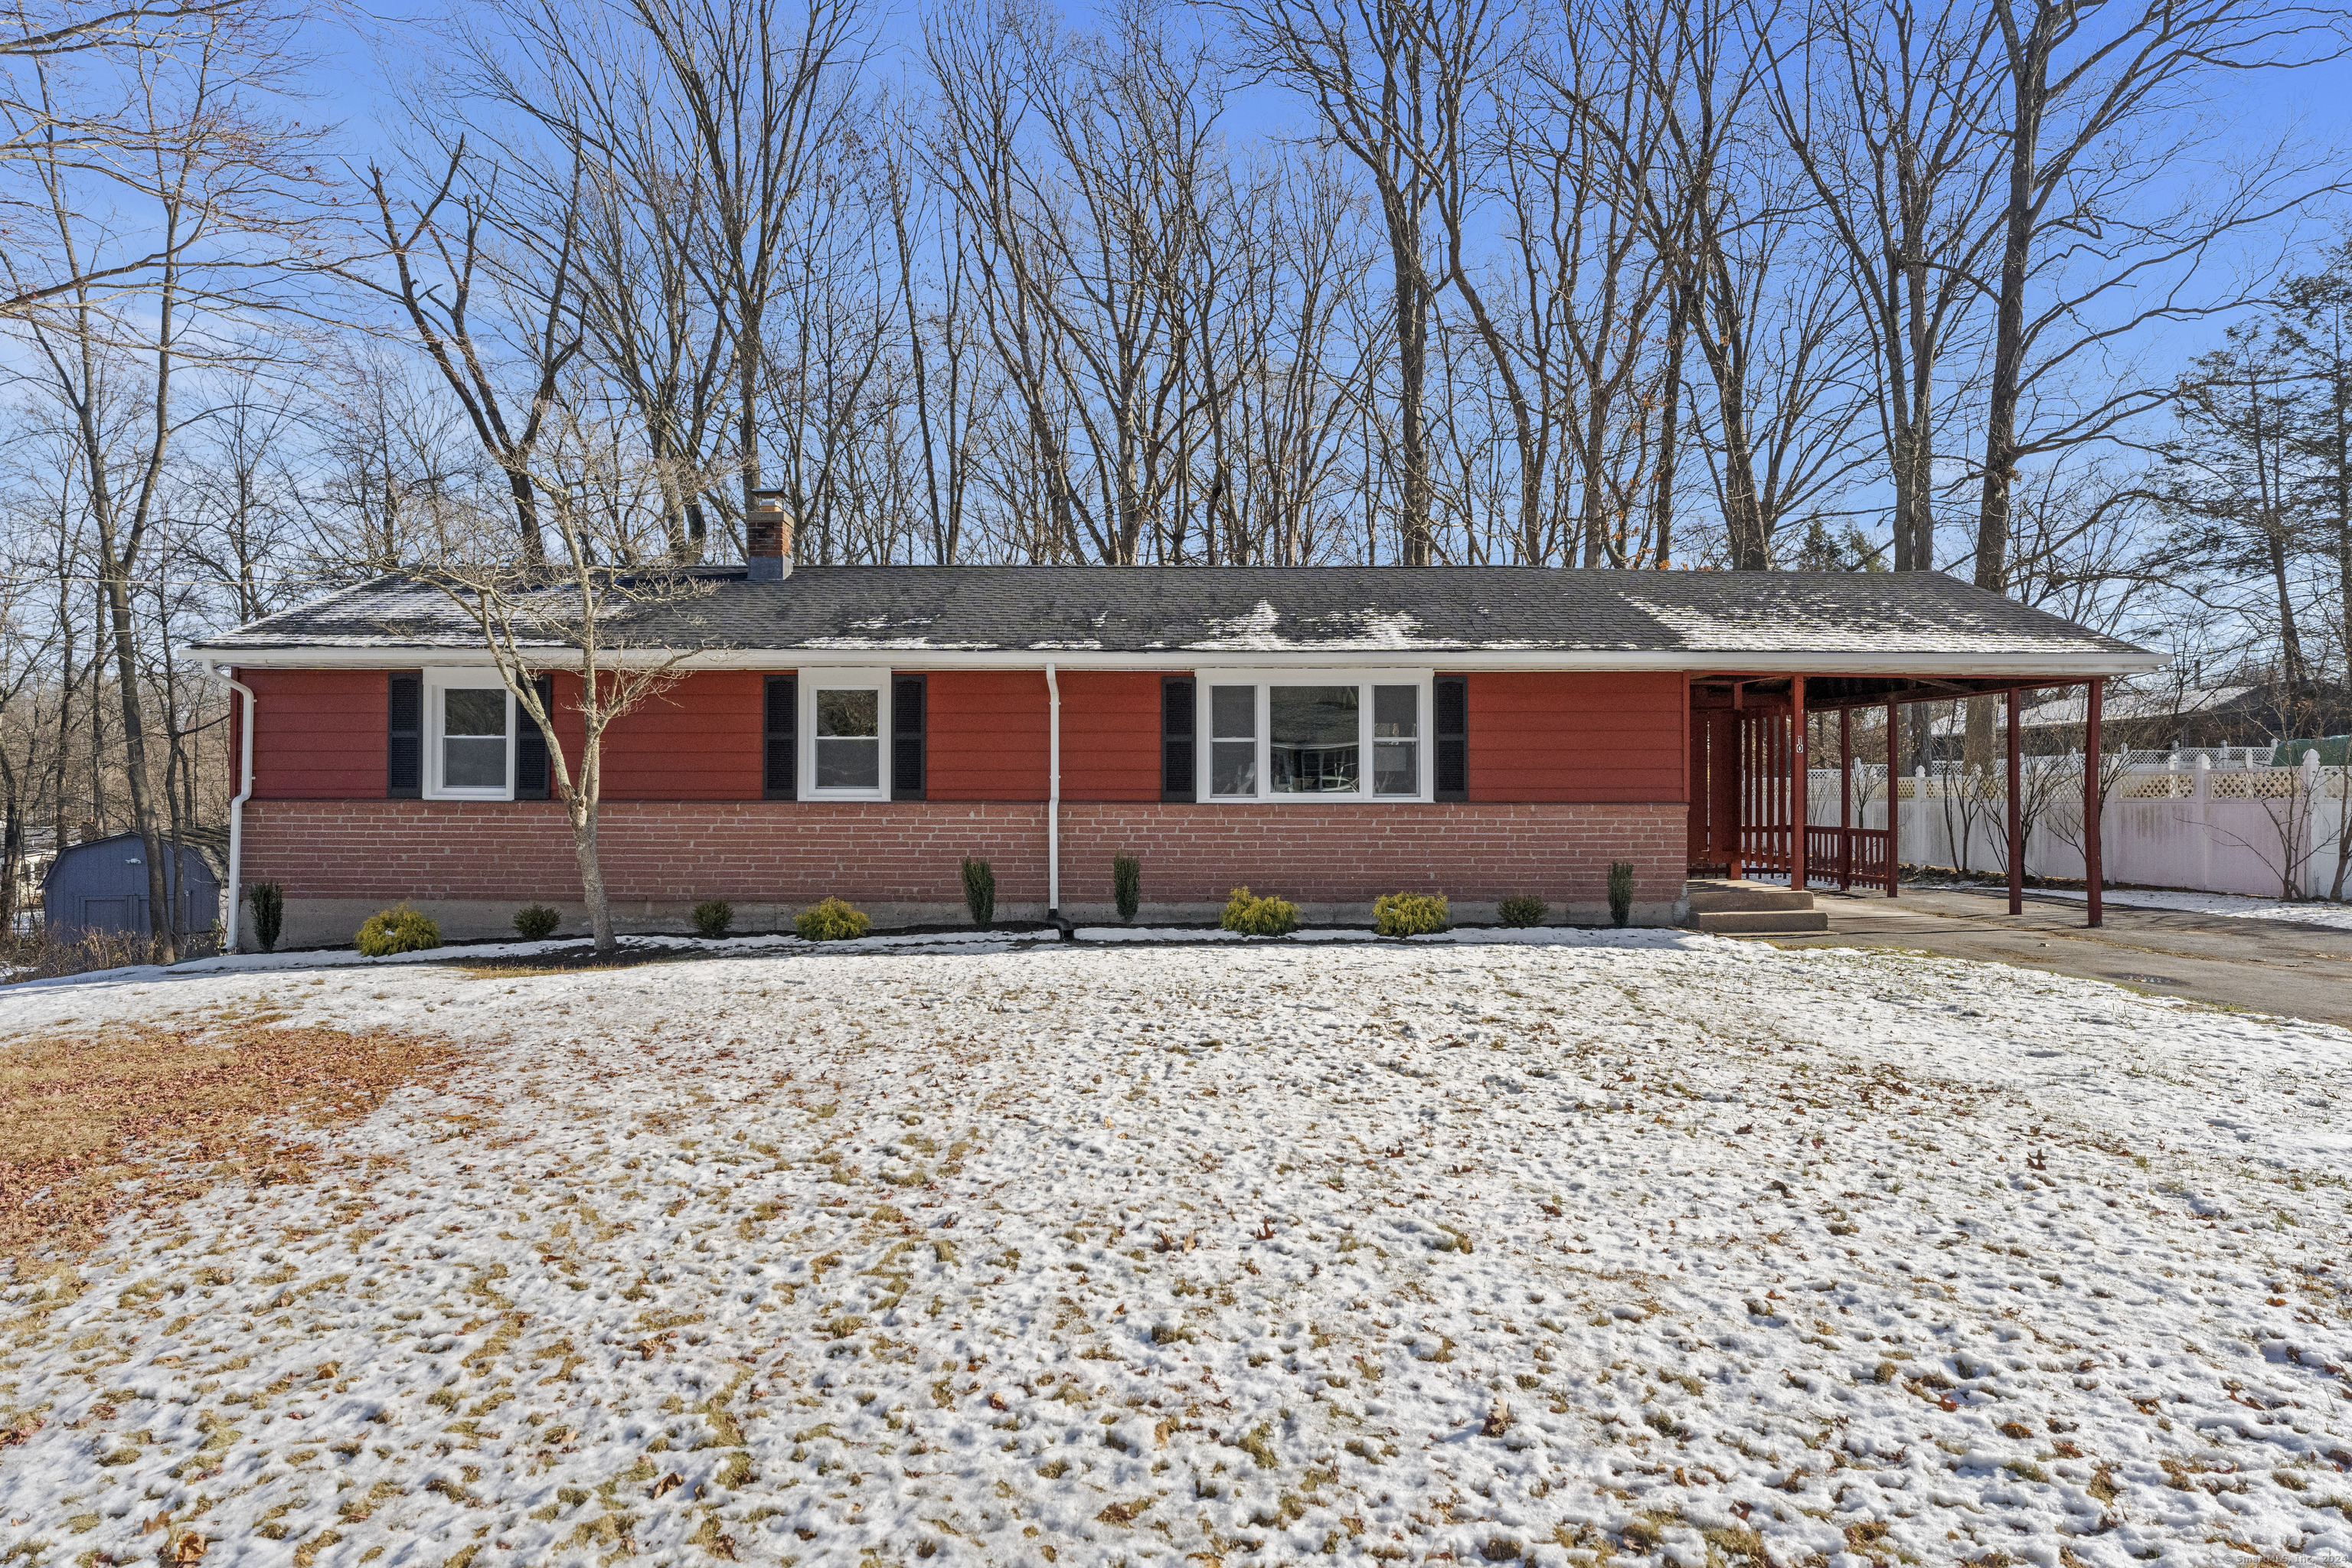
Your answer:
(1808, 754), (2352, 901)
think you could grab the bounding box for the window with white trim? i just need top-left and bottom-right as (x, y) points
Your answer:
(1198, 671), (1431, 802)
(800, 668), (891, 799)
(425, 671), (514, 800)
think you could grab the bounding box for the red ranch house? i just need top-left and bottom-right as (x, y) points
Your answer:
(190, 550), (2162, 948)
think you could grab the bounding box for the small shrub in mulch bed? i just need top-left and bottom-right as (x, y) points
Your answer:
(513, 903), (562, 940)
(0, 1025), (462, 1266)
(1374, 891), (1449, 937)
(1607, 861), (1635, 928)
(796, 897), (873, 942)
(960, 858), (995, 930)
(1498, 894), (1548, 927)
(357, 906), (441, 956)
(1220, 887), (1299, 937)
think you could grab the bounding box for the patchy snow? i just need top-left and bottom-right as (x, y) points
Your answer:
(2028, 887), (2352, 932)
(2, 937), (2349, 1568)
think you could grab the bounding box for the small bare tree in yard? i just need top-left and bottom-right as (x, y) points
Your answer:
(423, 417), (718, 952)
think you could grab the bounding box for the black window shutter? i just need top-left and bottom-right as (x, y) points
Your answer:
(763, 675), (797, 800)
(1434, 675), (1468, 801)
(515, 675), (554, 800)
(387, 671), (423, 799)
(892, 674), (927, 801)
(1161, 675), (1197, 802)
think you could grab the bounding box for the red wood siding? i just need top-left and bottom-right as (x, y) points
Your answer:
(923, 671), (1049, 801)
(593, 671), (763, 800)
(249, 669), (387, 799)
(1060, 672), (1162, 802)
(1466, 672), (1686, 802)
(240, 665), (1690, 807)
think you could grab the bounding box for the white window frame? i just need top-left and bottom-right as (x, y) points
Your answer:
(424, 668), (517, 801)
(800, 666), (893, 801)
(1197, 668), (1432, 804)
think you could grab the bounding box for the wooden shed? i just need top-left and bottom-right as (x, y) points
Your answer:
(41, 830), (224, 938)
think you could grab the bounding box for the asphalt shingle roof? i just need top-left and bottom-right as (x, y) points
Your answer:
(194, 565), (2153, 660)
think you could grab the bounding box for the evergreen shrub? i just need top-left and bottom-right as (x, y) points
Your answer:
(795, 897), (871, 942)
(1373, 891), (1449, 936)
(357, 906), (441, 957)
(1220, 887), (1299, 937)
(1112, 854), (1142, 923)
(1497, 894), (1547, 928)
(247, 881), (285, 952)
(513, 903), (560, 940)
(960, 857), (995, 929)
(1607, 861), (1636, 928)
(691, 900), (733, 939)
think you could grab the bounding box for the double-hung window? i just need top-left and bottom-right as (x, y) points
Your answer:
(425, 671), (514, 799)
(1199, 671), (1430, 802)
(800, 668), (891, 799)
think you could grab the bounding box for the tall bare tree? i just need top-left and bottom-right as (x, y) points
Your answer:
(1759, 0), (2004, 574)
(1208, 0), (1511, 564)
(1971, 0), (2347, 596)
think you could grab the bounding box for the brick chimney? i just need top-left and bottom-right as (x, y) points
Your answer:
(747, 489), (794, 582)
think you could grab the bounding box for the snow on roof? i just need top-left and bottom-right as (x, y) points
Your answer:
(1929, 683), (2255, 734)
(191, 565), (2152, 663)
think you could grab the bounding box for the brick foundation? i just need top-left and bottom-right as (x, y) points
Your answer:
(245, 799), (1687, 943)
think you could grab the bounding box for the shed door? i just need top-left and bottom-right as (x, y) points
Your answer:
(78, 896), (145, 933)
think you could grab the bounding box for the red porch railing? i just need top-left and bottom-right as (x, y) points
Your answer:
(1805, 825), (1890, 890)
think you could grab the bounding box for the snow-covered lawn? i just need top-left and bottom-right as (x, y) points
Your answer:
(3, 933), (2350, 1568)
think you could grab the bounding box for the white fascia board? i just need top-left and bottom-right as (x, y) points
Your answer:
(187, 643), (2170, 678)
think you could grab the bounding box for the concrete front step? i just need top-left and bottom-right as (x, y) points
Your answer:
(1693, 909), (1831, 935)
(1687, 882), (1818, 914)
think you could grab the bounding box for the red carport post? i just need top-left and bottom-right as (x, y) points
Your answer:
(1790, 675), (1808, 891)
(2006, 689), (2024, 916)
(1839, 705), (1854, 889)
(2083, 677), (2104, 927)
(1885, 697), (1900, 897)
(1728, 684), (1745, 880)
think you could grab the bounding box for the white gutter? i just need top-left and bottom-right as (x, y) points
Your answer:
(181, 645), (2171, 678)
(200, 658), (255, 952)
(1044, 662), (1061, 926)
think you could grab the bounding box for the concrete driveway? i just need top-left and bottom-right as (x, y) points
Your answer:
(1753, 884), (2352, 1028)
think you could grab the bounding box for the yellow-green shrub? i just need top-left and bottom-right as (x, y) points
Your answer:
(795, 897), (872, 942)
(356, 905), (441, 957)
(1373, 891), (1449, 937)
(1220, 887), (1299, 937)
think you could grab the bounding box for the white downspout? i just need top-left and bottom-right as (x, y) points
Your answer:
(1045, 662), (1062, 927)
(201, 658), (255, 952)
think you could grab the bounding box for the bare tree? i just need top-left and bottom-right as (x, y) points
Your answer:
(423, 407), (713, 952)
(1207, 0), (1511, 564)
(355, 139), (587, 562)
(1759, 0), (2004, 574)
(4, 0), (324, 960)
(601, 0), (869, 545)
(1971, 0), (2347, 596)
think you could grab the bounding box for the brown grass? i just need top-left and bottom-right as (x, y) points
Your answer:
(0, 1024), (463, 1267)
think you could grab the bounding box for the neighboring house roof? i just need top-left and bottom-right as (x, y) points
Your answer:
(190, 566), (2161, 674)
(1931, 684), (2257, 735)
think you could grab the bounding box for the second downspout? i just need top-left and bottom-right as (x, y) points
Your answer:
(201, 658), (255, 953)
(1045, 662), (1063, 934)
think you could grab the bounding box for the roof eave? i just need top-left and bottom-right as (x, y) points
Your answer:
(185, 642), (2167, 678)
